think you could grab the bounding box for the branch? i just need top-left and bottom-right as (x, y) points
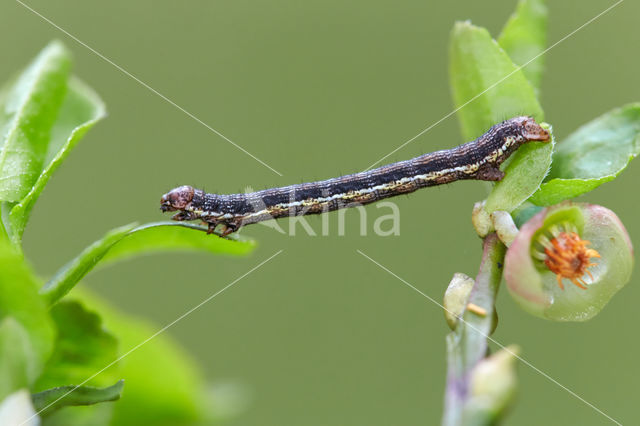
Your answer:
(442, 233), (511, 425)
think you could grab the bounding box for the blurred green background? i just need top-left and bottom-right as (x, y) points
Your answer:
(1, 0), (638, 424)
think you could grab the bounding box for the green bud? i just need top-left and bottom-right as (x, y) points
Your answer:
(491, 211), (519, 247)
(465, 345), (520, 422)
(472, 201), (493, 238)
(443, 273), (498, 334)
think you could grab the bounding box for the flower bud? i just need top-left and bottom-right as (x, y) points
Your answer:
(491, 211), (519, 247)
(504, 203), (633, 321)
(443, 273), (498, 333)
(443, 273), (475, 330)
(472, 201), (493, 237)
(466, 345), (520, 422)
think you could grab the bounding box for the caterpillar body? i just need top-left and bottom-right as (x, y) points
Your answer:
(161, 116), (550, 236)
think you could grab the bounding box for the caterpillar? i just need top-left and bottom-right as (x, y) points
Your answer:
(161, 116), (550, 236)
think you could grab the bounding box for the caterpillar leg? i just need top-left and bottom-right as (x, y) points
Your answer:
(476, 164), (505, 182)
(206, 221), (218, 235)
(172, 211), (193, 221)
(218, 222), (239, 237)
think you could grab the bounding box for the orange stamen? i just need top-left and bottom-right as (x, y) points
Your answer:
(543, 231), (600, 290)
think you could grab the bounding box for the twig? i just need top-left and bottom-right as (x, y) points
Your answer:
(443, 233), (505, 425)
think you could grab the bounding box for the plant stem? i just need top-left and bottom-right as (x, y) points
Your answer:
(442, 233), (506, 426)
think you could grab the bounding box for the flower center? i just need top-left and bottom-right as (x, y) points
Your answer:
(537, 228), (600, 290)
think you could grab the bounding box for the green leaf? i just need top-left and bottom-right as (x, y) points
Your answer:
(0, 239), (54, 400)
(40, 222), (255, 305)
(32, 300), (122, 426)
(31, 380), (123, 417)
(498, 0), (548, 93)
(0, 41), (71, 203)
(7, 77), (106, 245)
(530, 104), (640, 205)
(449, 21), (551, 213)
(34, 301), (118, 392)
(73, 289), (208, 425)
(99, 221), (255, 265)
(484, 126), (554, 214)
(450, 21), (544, 141)
(31, 300), (120, 425)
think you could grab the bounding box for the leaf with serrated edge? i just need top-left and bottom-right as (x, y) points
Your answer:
(31, 380), (123, 417)
(34, 301), (118, 392)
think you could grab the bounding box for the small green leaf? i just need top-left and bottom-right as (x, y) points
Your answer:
(498, 0), (548, 93)
(530, 104), (640, 205)
(40, 223), (136, 305)
(34, 301), (118, 392)
(73, 289), (208, 425)
(31, 380), (123, 417)
(511, 202), (543, 228)
(484, 126), (554, 214)
(8, 77), (106, 245)
(99, 221), (255, 265)
(0, 239), (54, 400)
(32, 300), (119, 425)
(449, 21), (551, 213)
(450, 21), (544, 141)
(0, 41), (71, 203)
(40, 222), (255, 305)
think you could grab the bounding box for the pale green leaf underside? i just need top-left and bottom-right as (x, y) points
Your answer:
(530, 104), (640, 205)
(40, 222), (255, 305)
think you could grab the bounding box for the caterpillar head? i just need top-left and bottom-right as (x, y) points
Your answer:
(161, 185), (195, 212)
(515, 116), (551, 142)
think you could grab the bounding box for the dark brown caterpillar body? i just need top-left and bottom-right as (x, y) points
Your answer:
(161, 116), (550, 236)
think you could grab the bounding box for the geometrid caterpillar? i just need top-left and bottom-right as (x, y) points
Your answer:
(161, 116), (550, 236)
